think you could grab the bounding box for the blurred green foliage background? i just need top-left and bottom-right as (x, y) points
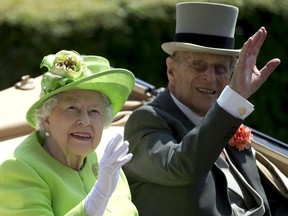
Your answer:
(0, 0), (287, 143)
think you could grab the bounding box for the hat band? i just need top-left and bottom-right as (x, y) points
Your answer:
(174, 33), (235, 49)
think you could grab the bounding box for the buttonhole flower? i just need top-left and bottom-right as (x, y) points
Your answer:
(228, 124), (253, 151)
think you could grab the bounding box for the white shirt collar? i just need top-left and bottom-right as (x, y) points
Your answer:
(169, 92), (203, 125)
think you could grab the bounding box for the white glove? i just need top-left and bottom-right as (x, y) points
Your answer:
(84, 133), (133, 216)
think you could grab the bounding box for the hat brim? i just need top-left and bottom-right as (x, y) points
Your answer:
(162, 42), (241, 56)
(26, 69), (134, 128)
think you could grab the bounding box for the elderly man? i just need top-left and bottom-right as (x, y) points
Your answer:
(123, 2), (286, 216)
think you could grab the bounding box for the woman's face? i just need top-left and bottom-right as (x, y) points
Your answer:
(44, 89), (105, 160)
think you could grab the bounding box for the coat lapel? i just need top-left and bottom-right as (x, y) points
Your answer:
(226, 145), (270, 214)
(226, 146), (260, 189)
(152, 89), (195, 130)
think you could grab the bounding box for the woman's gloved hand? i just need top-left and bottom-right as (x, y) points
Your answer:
(85, 133), (133, 216)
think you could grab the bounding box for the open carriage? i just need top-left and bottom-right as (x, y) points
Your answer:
(1, 75), (287, 199)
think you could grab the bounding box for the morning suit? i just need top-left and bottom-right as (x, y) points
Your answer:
(123, 89), (270, 216)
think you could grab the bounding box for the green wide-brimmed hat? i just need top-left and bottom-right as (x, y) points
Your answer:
(26, 50), (135, 128)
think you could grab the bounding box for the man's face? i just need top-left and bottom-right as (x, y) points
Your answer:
(167, 51), (233, 116)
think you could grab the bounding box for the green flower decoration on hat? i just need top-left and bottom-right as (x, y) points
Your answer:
(26, 50), (135, 128)
(40, 50), (88, 97)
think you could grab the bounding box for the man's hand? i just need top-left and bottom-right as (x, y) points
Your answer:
(229, 27), (281, 99)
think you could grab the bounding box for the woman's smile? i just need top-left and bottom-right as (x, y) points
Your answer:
(71, 131), (92, 141)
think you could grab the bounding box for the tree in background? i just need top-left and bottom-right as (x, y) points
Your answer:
(0, 0), (287, 143)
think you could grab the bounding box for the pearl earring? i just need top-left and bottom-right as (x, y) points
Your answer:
(45, 131), (50, 137)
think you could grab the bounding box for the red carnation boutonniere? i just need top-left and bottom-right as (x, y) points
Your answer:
(228, 124), (253, 151)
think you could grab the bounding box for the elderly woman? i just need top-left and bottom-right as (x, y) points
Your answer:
(0, 50), (138, 216)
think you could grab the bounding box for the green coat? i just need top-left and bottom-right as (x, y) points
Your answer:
(0, 131), (138, 216)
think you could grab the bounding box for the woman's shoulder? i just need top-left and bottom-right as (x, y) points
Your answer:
(0, 131), (56, 176)
(0, 132), (36, 163)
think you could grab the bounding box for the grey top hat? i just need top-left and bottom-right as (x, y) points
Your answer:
(162, 2), (241, 56)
